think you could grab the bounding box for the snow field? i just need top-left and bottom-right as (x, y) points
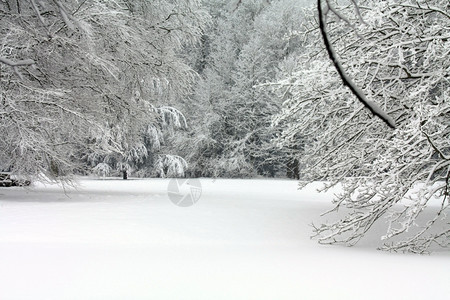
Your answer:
(0, 178), (448, 299)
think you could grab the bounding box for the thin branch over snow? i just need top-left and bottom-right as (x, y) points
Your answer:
(317, 0), (396, 129)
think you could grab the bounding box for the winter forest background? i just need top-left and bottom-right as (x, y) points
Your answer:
(1, 0), (449, 253)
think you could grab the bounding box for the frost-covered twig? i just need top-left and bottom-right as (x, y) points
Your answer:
(380, 198), (450, 254)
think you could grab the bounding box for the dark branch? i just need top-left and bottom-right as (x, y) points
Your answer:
(317, 0), (396, 129)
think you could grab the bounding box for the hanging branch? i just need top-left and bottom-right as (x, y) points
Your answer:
(317, 0), (396, 129)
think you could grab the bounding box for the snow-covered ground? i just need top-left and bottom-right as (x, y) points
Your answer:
(0, 178), (448, 300)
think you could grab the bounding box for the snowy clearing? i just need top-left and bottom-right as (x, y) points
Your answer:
(0, 178), (448, 300)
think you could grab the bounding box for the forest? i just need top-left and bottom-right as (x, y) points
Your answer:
(0, 0), (449, 253)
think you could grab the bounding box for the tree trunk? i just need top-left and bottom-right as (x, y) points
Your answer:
(286, 159), (299, 180)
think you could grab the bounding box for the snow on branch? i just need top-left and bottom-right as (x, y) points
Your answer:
(92, 162), (112, 178)
(317, 0), (396, 129)
(29, 0), (51, 36)
(54, 0), (79, 31)
(155, 154), (188, 178)
(0, 57), (35, 67)
(0, 56), (35, 79)
(157, 106), (188, 129)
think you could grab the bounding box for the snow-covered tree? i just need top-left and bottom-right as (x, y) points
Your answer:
(272, 0), (449, 253)
(86, 105), (189, 178)
(177, 0), (309, 177)
(0, 0), (208, 180)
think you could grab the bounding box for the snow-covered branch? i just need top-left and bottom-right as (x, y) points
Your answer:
(0, 57), (34, 67)
(272, 0), (449, 252)
(0, 56), (35, 79)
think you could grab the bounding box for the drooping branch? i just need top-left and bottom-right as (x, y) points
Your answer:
(317, 0), (396, 129)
